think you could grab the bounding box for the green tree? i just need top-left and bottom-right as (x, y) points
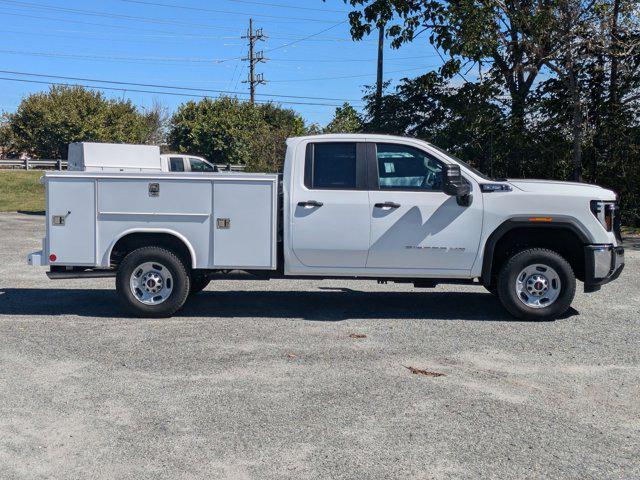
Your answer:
(324, 102), (363, 133)
(341, 0), (562, 176)
(5, 86), (164, 158)
(167, 97), (306, 172)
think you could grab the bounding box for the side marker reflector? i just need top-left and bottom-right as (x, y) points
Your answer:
(49, 254), (57, 262)
(528, 217), (553, 222)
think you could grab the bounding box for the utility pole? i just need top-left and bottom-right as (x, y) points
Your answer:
(242, 18), (267, 105)
(375, 22), (385, 124)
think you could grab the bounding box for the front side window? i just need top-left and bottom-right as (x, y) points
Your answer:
(376, 143), (443, 191)
(189, 158), (214, 172)
(170, 157), (185, 172)
(306, 142), (357, 190)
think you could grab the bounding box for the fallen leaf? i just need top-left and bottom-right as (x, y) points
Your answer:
(403, 365), (445, 377)
(348, 333), (367, 339)
(287, 353), (297, 359)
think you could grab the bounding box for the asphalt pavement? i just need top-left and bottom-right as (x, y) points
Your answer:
(0, 213), (638, 479)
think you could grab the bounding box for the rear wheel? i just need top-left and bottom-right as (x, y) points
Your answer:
(497, 248), (576, 321)
(116, 246), (190, 317)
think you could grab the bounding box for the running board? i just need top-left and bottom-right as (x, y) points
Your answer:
(47, 270), (116, 279)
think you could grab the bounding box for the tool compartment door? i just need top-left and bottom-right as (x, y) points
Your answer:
(212, 179), (276, 269)
(47, 178), (96, 265)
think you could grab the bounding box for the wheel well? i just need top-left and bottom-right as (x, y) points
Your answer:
(485, 227), (586, 285)
(110, 232), (194, 269)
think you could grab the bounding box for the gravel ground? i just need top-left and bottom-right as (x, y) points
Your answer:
(0, 212), (638, 480)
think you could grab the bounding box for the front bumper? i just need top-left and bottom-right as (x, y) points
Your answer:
(584, 244), (624, 292)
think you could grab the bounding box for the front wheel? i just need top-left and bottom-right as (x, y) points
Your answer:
(116, 247), (191, 318)
(497, 248), (576, 321)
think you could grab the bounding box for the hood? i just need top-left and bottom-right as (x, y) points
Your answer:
(507, 179), (617, 200)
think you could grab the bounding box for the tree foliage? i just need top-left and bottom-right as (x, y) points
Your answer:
(167, 97), (306, 172)
(324, 102), (363, 133)
(2, 86), (164, 159)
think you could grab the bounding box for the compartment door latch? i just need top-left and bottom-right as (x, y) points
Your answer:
(216, 218), (231, 229)
(52, 210), (71, 226)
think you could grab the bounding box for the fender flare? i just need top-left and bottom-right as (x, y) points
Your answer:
(480, 216), (592, 287)
(105, 228), (198, 268)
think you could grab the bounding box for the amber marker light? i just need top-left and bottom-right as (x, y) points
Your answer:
(528, 217), (553, 222)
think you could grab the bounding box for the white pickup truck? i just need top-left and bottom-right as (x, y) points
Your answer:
(28, 134), (624, 320)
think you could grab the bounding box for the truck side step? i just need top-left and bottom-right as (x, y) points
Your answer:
(47, 269), (116, 280)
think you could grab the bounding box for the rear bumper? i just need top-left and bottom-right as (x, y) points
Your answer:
(584, 244), (624, 291)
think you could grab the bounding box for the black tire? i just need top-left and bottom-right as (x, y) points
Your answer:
(484, 284), (498, 296)
(189, 273), (211, 295)
(116, 246), (190, 318)
(497, 248), (576, 321)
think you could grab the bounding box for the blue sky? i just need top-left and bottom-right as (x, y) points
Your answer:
(0, 0), (444, 126)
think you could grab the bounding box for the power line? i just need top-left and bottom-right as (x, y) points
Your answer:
(220, 0), (347, 13)
(215, 20), (348, 63)
(0, 69), (364, 103)
(0, 13), (367, 42)
(0, 48), (231, 65)
(0, 76), (353, 107)
(269, 54), (441, 63)
(0, 0), (254, 30)
(120, 0), (343, 24)
(268, 66), (438, 83)
(264, 20), (348, 54)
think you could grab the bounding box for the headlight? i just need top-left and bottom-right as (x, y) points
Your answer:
(590, 200), (618, 232)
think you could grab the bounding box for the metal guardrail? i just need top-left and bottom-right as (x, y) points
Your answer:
(0, 159), (65, 169)
(0, 159), (245, 171)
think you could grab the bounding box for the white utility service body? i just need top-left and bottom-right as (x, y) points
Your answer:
(29, 134), (624, 320)
(30, 171), (277, 270)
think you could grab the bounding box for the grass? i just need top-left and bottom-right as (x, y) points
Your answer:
(0, 170), (45, 212)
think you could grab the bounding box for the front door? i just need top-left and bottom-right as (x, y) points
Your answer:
(366, 142), (483, 273)
(291, 141), (370, 268)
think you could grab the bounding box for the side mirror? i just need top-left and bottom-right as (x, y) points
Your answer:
(443, 164), (471, 197)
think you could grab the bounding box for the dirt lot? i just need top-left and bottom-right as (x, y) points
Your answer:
(0, 213), (638, 479)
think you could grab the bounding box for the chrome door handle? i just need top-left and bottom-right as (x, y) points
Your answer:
(374, 202), (400, 209)
(298, 200), (324, 208)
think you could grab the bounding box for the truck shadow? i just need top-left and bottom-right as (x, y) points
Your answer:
(0, 288), (577, 322)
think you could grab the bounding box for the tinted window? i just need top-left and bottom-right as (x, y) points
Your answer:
(169, 157), (185, 172)
(189, 158), (214, 172)
(307, 143), (357, 190)
(376, 144), (443, 190)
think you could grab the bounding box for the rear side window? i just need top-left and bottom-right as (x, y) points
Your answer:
(305, 142), (357, 190)
(170, 157), (185, 172)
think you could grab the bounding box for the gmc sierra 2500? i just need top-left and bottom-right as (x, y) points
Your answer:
(28, 134), (624, 320)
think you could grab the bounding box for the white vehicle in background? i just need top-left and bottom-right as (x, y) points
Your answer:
(29, 134), (624, 321)
(67, 142), (217, 173)
(160, 154), (218, 173)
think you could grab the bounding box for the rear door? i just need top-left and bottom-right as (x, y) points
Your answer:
(290, 141), (370, 268)
(366, 142), (483, 272)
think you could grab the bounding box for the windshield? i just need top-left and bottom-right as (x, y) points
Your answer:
(426, 143), (495, 181)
